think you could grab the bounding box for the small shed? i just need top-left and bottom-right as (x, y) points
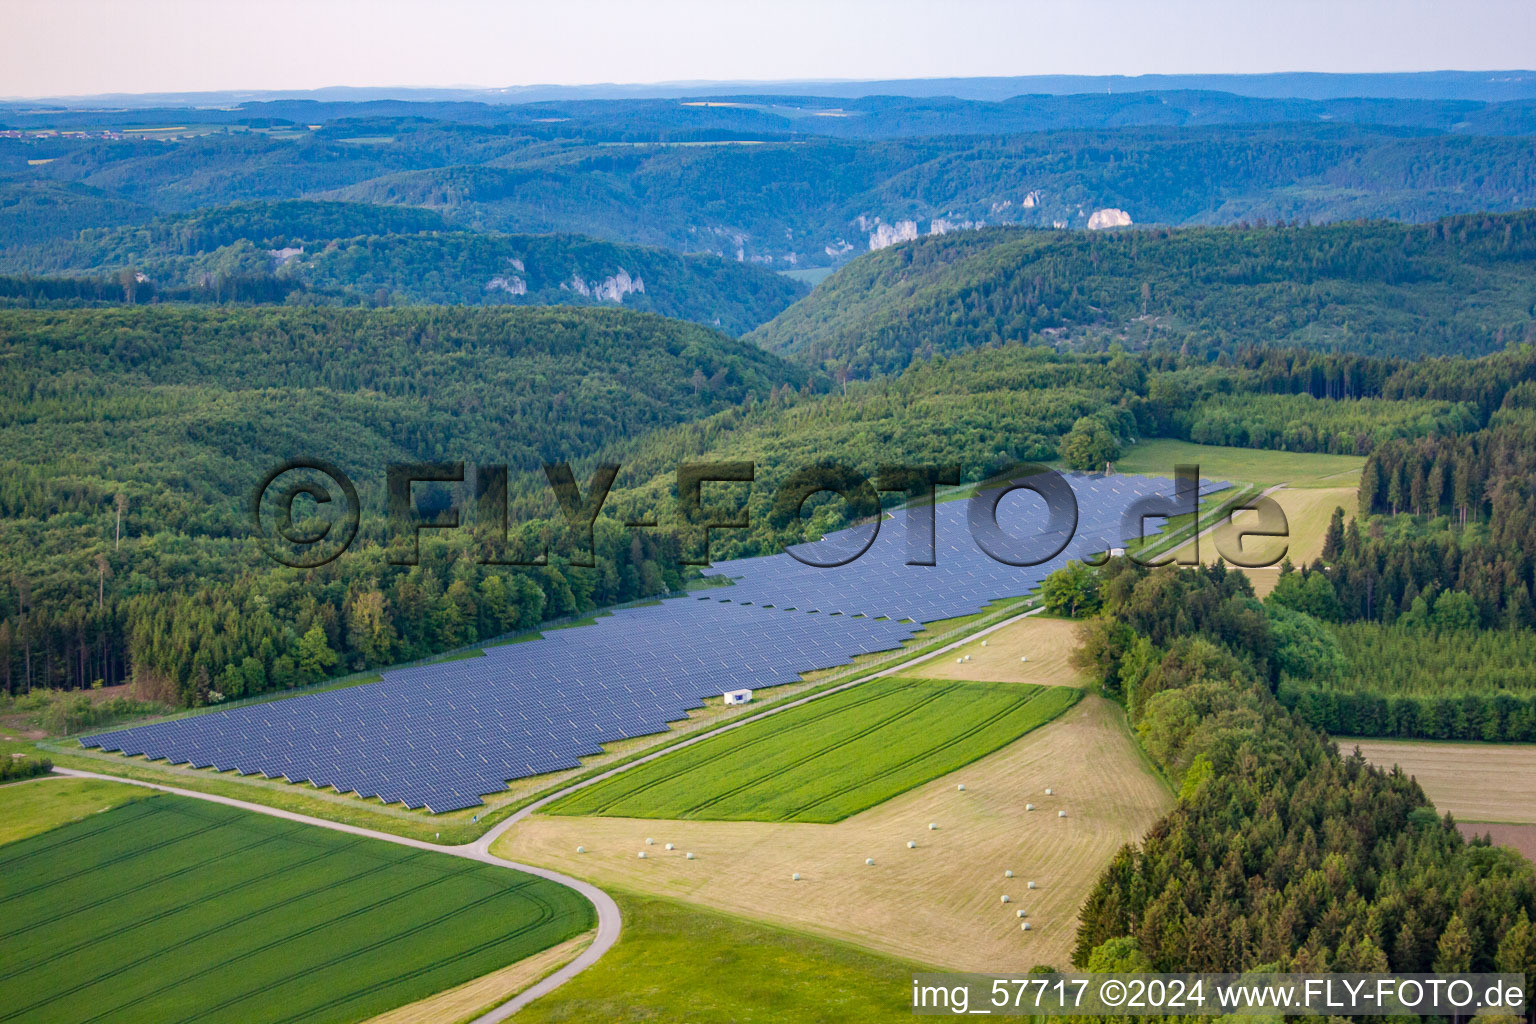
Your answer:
(723, 688), (754, 705)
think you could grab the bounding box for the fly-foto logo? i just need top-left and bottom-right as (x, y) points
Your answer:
(251, 461), (1290, 570)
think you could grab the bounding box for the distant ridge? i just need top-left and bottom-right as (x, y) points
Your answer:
(10, 69), (1536, 108)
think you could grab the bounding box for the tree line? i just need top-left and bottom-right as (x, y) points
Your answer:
(1071, 560), (1536, 986)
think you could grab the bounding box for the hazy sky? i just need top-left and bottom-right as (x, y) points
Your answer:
(4, 0), (1535, 98)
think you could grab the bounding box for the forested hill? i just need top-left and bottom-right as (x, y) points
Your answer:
(0, 201), (806, 335)
(751, 211), (1536, 376)
(6, 122), (1535, 266)
(0, 304), (808, 704)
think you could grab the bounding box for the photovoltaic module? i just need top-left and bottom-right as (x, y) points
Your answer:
(82, 473), (1227, 812)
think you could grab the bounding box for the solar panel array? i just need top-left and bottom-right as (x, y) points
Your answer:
(81, 598), (920, 812)
(82, 472), (1226, 813)
(701, 473), (1230, 622)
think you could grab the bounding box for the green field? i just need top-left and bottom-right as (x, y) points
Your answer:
(0, 776), (151, 846)
(515, 892), (917, 1024)
(1114, 439), (1365, 487)
(547, 677), (1079, 822)
(0, 795), (593, 1024)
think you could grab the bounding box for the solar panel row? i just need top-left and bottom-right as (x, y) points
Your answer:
(81, 473), (1227, 813)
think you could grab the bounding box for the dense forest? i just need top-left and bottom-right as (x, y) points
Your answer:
(4, 116), (1535, 268)
(0, 201), (805, 334)
(1072, 561), (1536, 979)
(0, 305), (805, 704)
(7, 297), (1529, 706)
(752, 211), (1536, 375)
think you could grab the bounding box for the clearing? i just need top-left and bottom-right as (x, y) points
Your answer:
(498, 696), (1172, 970)
(0, 794), (593, 1024)
(1349, 738), (1536, 825)
(1170, 485), (1357, 596)
(1115, 439), (1364, 488)
(545, 677), (1079, 822)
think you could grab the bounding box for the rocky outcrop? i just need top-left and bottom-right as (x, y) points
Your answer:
(1087, 208), (1133, 230)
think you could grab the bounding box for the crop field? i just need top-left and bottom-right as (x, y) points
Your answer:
(0, 795), (594, 1024)
(1350, 739), (1536, 825)
(501, 696), (1172, 970)
(363, 933), (593, 1024)
(908, 614), (1084, 686)
(0, 776), (151, 846)
(547, 678), (1079, 822)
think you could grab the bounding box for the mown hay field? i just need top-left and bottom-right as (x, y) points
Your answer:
(501, 697), (1172, 970)
(1350, 738), (1536, 825)
(0, 794), (593, 1024)
(546, 677), (1079, 823)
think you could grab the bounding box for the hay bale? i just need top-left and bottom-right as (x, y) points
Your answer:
(865, 857), (875, 866)
(1005, 869), (1014, 878)
(1025, 803), (1035, 811)
(963, 655), (971, 662)
(792, 872), (801, 881)
(576, 846), (586, 854)
(1058, 810), (1067, 818)
(1021, 922), (1032, 931)
(1044, 788), (1053, 796)
(686, 852), (695, 860)
(1020, 656), (1028, 663)
(1016, 909), (1028, 918)
(981, 640), (988, 647)
(1027, 881), (1037, 889)
(646, 837), (655, 845)
(638, 851), (647, 859)
(928, 822), (938, 830)
(1001, 894), (1011, 903)
(907, 840), (916, 849)
(957, 783), (966, 791)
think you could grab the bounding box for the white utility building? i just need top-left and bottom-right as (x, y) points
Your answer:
(723, 688), (754, 705)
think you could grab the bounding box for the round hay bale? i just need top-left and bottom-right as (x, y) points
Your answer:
(1044, 788), (1053, 796)
(1016, 909), (1028, 918)
(664, 842), (674, 851)
(638, 851), (647, 859)
(1058, 810), (1067, 818)
(792, 872), (801, 881)
(1022, 922), (1032, 931)
(1025, 803), (1035, 811)
(907, 840), (916, 849)
(1020, 656), (1028, 663)
(981, 640), (988, 647)
(1027, 881), (1037, 889)
(646, 837), (655, 845)
(963, 655), (971, 662)
(957, 783), (966, 791)
(865, 857), (875, 866)
(576, 846), (586, 854)
(955, 657), (963, 664)
(1001, 894), (1011, 903)
(1005, 869), (1014, 878)
(928, 822), (938, 830)
(686, 852), (695, 860)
